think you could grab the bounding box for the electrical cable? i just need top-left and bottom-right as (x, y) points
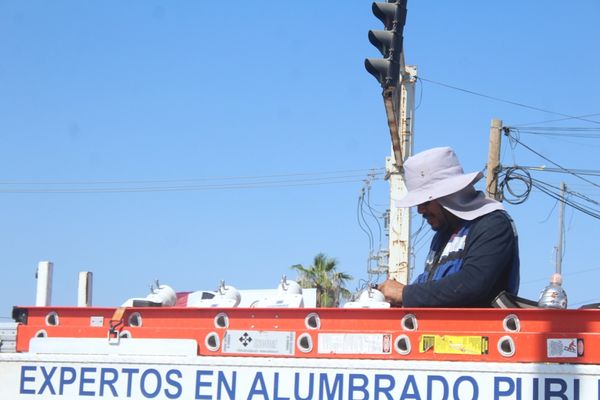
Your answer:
(515, 126), (600, 132)
(0, 168), (385, 186)
(496, 164), (600, 219)
(511, 113), (600, 128)
(519, 166), (600, 177)
(0, 171), (386, 194)
(0, 178), (373, 193)
(417, 77), (600, 125)
(530, 179), (600, 220)
(415, 76), (424, 110)
(512, 130), (600, 139)
(357, 188), (374, 255)
(505, 128), (600, 190)
(365, 185), (383, 251)
(521, 265), (600, 287)
(539, 198), (559, 224)
(497, 166), (532, 205)
(361, 171), (384, 252)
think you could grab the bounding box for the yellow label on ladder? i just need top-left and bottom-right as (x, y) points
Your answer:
(419, 335), (488, 355)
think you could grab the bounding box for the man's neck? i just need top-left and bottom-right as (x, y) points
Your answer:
(443, 209), (464, 232)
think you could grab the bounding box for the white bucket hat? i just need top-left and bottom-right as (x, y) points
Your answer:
(396, 147), (483, 207)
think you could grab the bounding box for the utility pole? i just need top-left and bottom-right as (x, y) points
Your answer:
(486, 119), (503, 200)
(365, 1), (414, 285)
(556, 182), (566, 274)
(386, 65), (416, 284)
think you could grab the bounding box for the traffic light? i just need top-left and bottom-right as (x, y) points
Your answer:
(365, 0), (407, 88)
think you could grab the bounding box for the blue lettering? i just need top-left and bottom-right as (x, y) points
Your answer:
(533, 378), (539, 399)
(99, 368), (118, 397)
(248, 372), (268, 399)
(273, 372), (290, 400)
(374, 374), (395, 400)
(427, 375), (448, 400)
(38, 366), (57, 395)
(349, 374), (368, 400)
(165, 369), (183, 399)
(495, 377), (516, 399)
(19, 366), (36, 395)
(545, 378), (567, 400)
(217, 371), (236, 400)
(400, 375), (420, 400)
(319, 373), (343, 400)
(122, 368), (140, 398)
(453, 376), (478, 400)
(59, 367), (77, 395)
(140, 368), (162, 398)
(573, 378), (579, 400)
(195, 370), (213, 400)
(79, 367), (96, 396)
(294, 372), (314, 400)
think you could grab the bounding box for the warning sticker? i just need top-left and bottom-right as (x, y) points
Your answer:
(547, 338), (583, 358)
(222, 330), (295, 355)
(318, 333), (392, 354)
(419, 335), (488, 355)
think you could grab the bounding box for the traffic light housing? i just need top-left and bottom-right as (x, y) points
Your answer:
(365, 0), (407, 88)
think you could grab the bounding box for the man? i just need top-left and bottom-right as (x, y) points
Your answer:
(378, 147), (519, 307)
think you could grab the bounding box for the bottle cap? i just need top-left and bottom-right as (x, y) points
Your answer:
(550, 273), (563, 285)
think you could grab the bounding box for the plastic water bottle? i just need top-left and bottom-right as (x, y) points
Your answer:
(537, 273), (568, 309)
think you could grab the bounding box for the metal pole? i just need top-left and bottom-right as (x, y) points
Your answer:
(556, 182), (566, 275)
(387, 65), (417, 284)
(486, 119), (503, 200)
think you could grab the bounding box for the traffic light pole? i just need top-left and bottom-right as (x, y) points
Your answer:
(365, 0), (413, 284)
(386, 65), (417, 284)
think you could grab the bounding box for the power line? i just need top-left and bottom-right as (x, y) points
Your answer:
(0, 168), (385, 186)
(418, 76), (600, 125)
(530, 179), (600, 220)
(520, 166), (600, 177)
(497, 166), (532, 205)
(0, 170), (386, 194)
(521, 265), (600, 287)
(511, 113), (600, 127)
(0, 179), (375, 194)
(505, 129), (600, 190)
(497, 164), (600, 219)
(357, 188), (374, 255)
(513, 128), (600, 138)
(512, 126), (600, 132)
(364, 179), (383, 250)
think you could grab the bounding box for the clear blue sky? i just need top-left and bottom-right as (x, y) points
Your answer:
(1, 1), (599, 317)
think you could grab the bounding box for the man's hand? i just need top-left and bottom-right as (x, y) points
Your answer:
(378, 279), (405, 307)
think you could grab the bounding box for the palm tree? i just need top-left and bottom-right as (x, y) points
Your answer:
(290, 253), (353, 307)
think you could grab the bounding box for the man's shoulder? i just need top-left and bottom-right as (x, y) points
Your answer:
(474, 209), (511, 223)
(472, 210), (517, 236)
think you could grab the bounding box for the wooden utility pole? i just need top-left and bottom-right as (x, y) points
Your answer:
(556, 182), (566, 275)
(486, 119), (503, 200)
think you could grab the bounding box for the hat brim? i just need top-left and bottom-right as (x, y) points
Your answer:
(395, 171), (483, 208)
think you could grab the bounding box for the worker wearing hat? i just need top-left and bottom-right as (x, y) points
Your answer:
(378, 147), (520, 307)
